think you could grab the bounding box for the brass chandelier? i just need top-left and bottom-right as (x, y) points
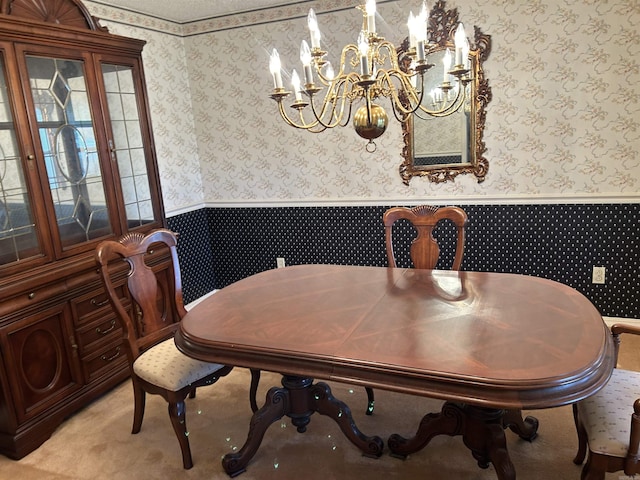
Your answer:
(268, 0), (472, 152)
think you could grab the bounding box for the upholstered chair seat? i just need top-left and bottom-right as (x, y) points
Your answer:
(576, 368), (640, 458)
(574, 322), (640, 480)
(133, 338), (226, 391)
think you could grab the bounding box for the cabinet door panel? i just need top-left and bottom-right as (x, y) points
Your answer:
(0, 53), (42, 266)
(3, 304), (81, 422)
(101, 63), (157, 229)
(25, 55), (114, 248)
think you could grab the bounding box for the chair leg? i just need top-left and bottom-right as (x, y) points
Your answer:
(249, 369), (261, 412)
(131, 378), (146, 434)
(581, 452), (607, 480)
(365, 387), (375, 415)
(573, 403), (588, 465)
(168, 396), (193, 470)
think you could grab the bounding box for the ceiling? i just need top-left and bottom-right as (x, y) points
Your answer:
(98, 0), (304, 23)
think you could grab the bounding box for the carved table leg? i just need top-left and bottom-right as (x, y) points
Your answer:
(388, 402), (517, 480)
(463, 406), (516, 480)
(311, 382), (384, 458)
(502, 409), (539, 441)
(222, 385), (289, 477)
(222, 375), (383, 477)
(388, 402), (465, 457)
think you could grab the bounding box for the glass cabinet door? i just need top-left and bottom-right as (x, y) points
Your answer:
(0, 55), (41, 265)
(101, 64), (155, 229)
(26, 55), (113, 248)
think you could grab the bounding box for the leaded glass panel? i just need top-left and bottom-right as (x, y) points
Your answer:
(27, 55), (113, 247)
(102, 64), (153, 228)
(0, 56), (40, 265)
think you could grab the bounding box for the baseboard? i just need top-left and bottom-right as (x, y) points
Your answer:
(603, 316), (640, 327)
(185, 290), (217, 311)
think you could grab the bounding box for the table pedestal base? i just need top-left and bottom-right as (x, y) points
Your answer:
(222, 375), (384, 477)
(388, 402), (539, 480)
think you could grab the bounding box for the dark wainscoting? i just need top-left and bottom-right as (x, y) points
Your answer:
(168, 204), (639, 318)
(167, 209), (217, 304)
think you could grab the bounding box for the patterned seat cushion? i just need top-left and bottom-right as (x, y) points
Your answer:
(133, 337), (225, 391)
(577, 368), (640, 458)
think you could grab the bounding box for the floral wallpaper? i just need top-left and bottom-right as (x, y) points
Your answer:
(85, 0), (640, 214)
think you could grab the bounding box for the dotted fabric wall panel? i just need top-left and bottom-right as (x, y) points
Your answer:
(167, 209), (216, 304)
(170, 205), (638, 318)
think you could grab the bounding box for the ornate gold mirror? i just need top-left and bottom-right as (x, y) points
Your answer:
(398, 0), (491, 185)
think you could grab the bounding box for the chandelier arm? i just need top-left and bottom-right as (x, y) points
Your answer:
(307, 95), (340, 128)
(306, 124), (329, 134)
(276, 100), (323, 131)
(340, 102), (355, 127)
(336, 87), (356, 128)
(383, 70), (426, 117)
(338, 44), (360, 77)
(376, 40), (402, 71)
(418, 81), (467, 117)
(312, 43), (359, 83)
(389, 100), (412, 123)
(307, 76), (355, 129)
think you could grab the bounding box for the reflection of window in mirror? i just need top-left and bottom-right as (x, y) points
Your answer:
(398, 0), (491, 185)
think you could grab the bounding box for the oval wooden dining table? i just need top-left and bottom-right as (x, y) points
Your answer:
(175, 264), (614, 479)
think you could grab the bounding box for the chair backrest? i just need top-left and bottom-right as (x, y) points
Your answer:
(383, 205), (468, 270)
(95, 229), (187, 362)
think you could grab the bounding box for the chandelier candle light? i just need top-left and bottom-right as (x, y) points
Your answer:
(268, 0), (472, 152)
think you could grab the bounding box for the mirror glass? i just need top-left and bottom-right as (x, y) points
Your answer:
(398, 0), (491, 185)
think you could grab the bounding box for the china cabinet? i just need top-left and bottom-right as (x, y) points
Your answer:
(0, 0), (167, 459)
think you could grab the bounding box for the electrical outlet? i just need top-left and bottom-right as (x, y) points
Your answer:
(276, 257), (286, 268)
(592, 266), (605, 284)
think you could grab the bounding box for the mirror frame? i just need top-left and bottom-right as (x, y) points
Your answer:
(397, 0), (492, 185)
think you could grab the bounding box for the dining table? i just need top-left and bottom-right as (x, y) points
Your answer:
(174, 264), (614, 479)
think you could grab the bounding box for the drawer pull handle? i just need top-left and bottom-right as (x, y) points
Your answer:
(28, 292), (36, 299)
(96, 319), (116, 335)
(101, 347), (121, 362)
(91, 298), (110, 308)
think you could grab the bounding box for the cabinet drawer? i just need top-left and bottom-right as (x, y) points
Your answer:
(0, 281), (68, 319)
(71, 286), (127, 326)
(81, 340), (128, 384)
(76, 314), (123, 354)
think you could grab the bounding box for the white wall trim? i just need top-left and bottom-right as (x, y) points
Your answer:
(165, 195), (640, 217)
(185, 290), (218, 311)
(165, 203), (207, 218)
(196, 194), (640, 209)
(604, 317), (640, 327)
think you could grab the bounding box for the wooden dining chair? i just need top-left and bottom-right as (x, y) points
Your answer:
(374, 205), (538, 442)
(383, 204), (467, 270)
(573, 322), (640, 480)
(360, 205), (468, 415)
(95, 228), (260, 469)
